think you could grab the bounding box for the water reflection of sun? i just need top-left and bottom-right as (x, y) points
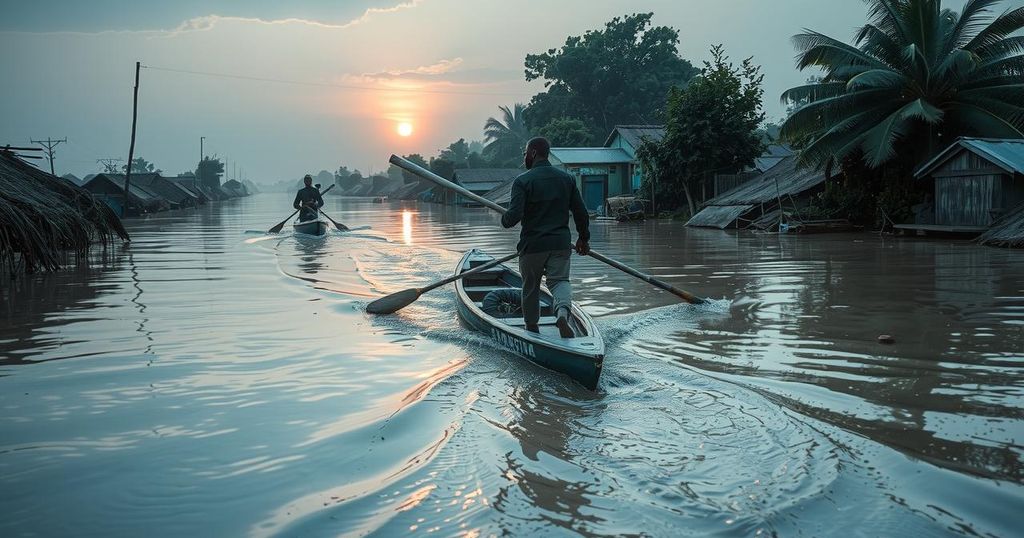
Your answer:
(402, 210), (414, 245)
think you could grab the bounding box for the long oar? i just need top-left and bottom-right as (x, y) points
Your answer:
(268, 184), (335, 233)
(319, 209), (349, 231)
(366, 252), (520, 314)
(389, 155), (705, 305)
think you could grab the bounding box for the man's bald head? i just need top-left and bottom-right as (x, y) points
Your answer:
(524, 137), (551, 169)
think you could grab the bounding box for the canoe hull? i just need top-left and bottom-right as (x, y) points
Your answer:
(454, 250), (604, 390)
(293, 219), (329, 236)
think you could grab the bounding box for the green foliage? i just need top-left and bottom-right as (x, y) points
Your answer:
(636, 45), (766, 215)
(429, 157), (455, 180)
(439, 138), (472, 168)
(539, 117), (592, 147)
(780, 0), (1024, 170)
(399, 154), (429, 184)
(803, 152), (926, 225)
(523, 13), (697, 141)
(194, 157), (224, 188)
(484, 104), (531, 168)
(123, 157), (159, 175)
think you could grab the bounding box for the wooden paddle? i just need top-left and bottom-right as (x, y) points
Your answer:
(366, 252), (520, 314)
(388, 155), (706, 305)
(319, 209), (349, 231)
(268, 184), (335, 233)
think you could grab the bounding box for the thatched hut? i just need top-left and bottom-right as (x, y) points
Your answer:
(977, 203), (1024, 248)
(0, 149), (129, 276)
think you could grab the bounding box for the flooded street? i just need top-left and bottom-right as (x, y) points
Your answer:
(2, 193), (1022, 537)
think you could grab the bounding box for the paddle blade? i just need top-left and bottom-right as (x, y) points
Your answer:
(268, 221), (287, 234)
(366, 288), (422, 315)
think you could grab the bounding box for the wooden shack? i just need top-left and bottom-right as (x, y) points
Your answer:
(912, 138), (1024, 231)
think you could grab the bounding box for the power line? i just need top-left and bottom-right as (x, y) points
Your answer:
(97, 157), (124, 173)
(31, 137), (67, 175)
(141, 64), (533, 97)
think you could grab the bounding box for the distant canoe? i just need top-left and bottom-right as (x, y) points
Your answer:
(372, 196), (387, 203)
(454, 249), (604, 389)
(293, 218), (329, 236)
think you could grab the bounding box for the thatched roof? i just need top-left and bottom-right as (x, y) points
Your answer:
(0, 150), (129, 276)
(977, 202), (1024, 248)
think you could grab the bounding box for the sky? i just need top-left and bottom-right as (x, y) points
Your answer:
(0, 0), (994, 182)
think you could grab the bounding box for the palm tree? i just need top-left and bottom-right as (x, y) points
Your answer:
(781, 0), (1024, 169)
(483, 104), (531, 167)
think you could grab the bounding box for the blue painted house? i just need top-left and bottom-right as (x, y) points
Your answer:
(547, 125), (665, 211)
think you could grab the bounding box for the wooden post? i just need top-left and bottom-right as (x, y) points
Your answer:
(123, 61), (141, 217)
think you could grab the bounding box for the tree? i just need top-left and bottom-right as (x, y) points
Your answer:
(195, 156), (224, 188)
(524, 13), (698, 141)
(636, 46), (766, 216)
(429, 157), (455, 180)
(439, 138), (472, 168)
(400, 154), (429, 183)
(539, 117), (593, 147)
(123, 157), (159, 175)
(483, 103), (532, 167)
(780, 0), (1024, 170)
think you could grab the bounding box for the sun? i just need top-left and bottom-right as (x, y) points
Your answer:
(397, 122), (413, 137)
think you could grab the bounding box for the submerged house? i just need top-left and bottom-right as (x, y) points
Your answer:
(221, 179), (250, 198)
(0, 149), (128, 276)
(911, 138), (1024, 234)
(83, 173), (169, 215)
(132, 173), (202, 209)
(713, 144), (796, 197)
(442, 168), (521, 205)
(686, 155), (828, 230)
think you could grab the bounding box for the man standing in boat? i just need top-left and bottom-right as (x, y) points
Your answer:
(501, 137), (590, 338)
(293, 174), (324, 222)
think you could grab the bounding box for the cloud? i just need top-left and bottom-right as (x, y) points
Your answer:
(162, 0), (427, 37)
(2, 0), (426, 37)
(358, 59), (522, 87)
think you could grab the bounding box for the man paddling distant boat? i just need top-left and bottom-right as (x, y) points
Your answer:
(293, 174), (324, 222)
(501, 137), (590, 338)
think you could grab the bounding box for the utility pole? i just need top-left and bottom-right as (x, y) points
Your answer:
(31, 137), (67, 175)
(199, 136), (205, 188)
(97, 158), (123, 174)
(123, 61), (141, 217)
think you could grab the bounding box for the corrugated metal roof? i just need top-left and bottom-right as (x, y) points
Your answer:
(87, 174), (163, 202)
(550, 147), (634, 164)
(453, 168), (522, 184)
(752, 144), (796, 172)
(603, 125), (665, 149)
(686, 204), (754, 229)
(916, 137), (1024, 178)
(482, 179), (515, 206)
(705, 155), (826, 206)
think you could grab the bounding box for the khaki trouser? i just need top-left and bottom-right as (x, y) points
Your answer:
(519, 250), (572, 326)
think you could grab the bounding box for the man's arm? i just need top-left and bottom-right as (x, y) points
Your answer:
(314, 190), (325, 209)
(293, 191), (302, 209)
(569, 179), (590, 243)
(501, 179), (525, 228)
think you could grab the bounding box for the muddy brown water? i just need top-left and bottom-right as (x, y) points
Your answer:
(1, 194), (1021, 536)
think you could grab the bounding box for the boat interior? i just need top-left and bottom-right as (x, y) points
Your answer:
(460, 254), (589, 339)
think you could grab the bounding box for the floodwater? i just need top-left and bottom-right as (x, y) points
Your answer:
(1, 193), (1022, 537)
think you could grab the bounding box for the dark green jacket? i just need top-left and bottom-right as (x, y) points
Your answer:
(501, 160), (590, 253)
(293, 186), (324, 220)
